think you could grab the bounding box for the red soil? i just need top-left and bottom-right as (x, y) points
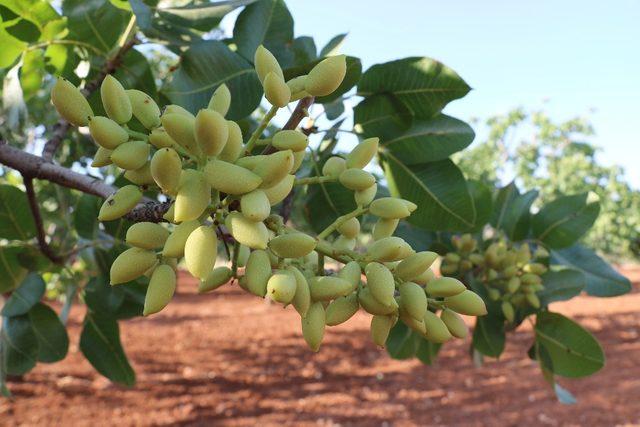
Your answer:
(1, 267), (639, 426)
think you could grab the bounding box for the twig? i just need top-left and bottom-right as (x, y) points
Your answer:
(23, 177), (65, 264)
(42, 37), (139, 161)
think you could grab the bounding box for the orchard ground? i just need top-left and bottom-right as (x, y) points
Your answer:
(2, 267), (639, 426)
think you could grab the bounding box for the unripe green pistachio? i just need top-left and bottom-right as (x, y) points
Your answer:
(322, 156), (346, 178)
(358, 287), (398, 315)
(101, 74), (132, 124)
(162, 113), (200, 156)
(124, 162), (155, 185)
(269, 232), (317, 258)
(218, 120), (243, 162)
(110, 247), (157, 285)
(339, 168), (376, 191)
(254, 150), (294, 188)
(526, 293), (541, 309)
(207, 83), (231, 116)
(272, 130), (308, 152)
(110, 141), (149, 171)
(337, 217), (360, 239)
(365, 262), (395, 306)
(263, 71), (291, 107)
(195, 108), (229, 156)
(204, 159), (262, 195)
(254, 45), (284, 84)
(372, 218), (399, 241)
(423, 310), (452, 343)
(162, 220), (200, 258)
(302, 302), (325, 352)
(333, 235), (357, 251)
(346, 137), (379, 169)
(225, 212), (269, 249)
(149, 127), (177, 149)
(91, 146), (113, 168)
(163, 104), (193, 117)
(413, 269), (435, 286)
(143, 264), (176, 316)
(291, 150), (305, 173)
(355, 183), (377, 207)
(444, 290), (487, 316)
(325, 293), (359, 326)
(426, 277), (466, 298)
(366, 237), (414, 262)
(89, 116), (128, 149)
(267, 270), (297, 304)
(51, 78), (93, 126)
(371, 314), (394, 347)
(395, 251), (438, 281)
(263, 174), (295, 205)
(126, 222), (170, 249)
(369, 197), (411, 219)
(174, 169), (210, 222)
(199, 267), (232, 293)
(245, 249), (272, 297)
(305, 55), (347, 97)
(337, 261), (361, 289)
(440, 308), (468, 338)
(240, 189), (271, 222)
(309, 276), (354, 301)
(98, 185), (142, 221)
(151, 148), (182, 195)
(523, 263), (547, 275)
(507, 277), (521, 293)
(184, 226), (218, 280)
(501, 301), (515, 322)
(288, 266), (311, 317)
(127, 89), (160, 129)
(399, 282), (427, 320)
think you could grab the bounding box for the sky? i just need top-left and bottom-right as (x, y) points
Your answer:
(279, 0), (640, 187)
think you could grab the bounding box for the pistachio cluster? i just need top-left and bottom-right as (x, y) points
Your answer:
(51, 45), (487, 352)
(442, 234), (549, 322)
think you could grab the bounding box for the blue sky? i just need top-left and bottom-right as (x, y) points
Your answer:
(280, 0), (640, 187)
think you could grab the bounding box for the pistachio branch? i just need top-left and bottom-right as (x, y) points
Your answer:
(317, 206), (369, 240)
(23, 177), (65, 265)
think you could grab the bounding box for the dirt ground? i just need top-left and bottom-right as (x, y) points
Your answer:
(1, 267), (639, 426)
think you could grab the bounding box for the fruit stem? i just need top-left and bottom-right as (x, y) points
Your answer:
(244, 105), (278, 155)
(317, 206), (369, 240)
(125, 128), (149, 141)
(294, 175), (336, 186)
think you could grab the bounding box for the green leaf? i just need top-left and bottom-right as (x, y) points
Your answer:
(0, 247), (29, 293)
(74, 194), (101, 240)
(532, 193), (600, 249)
(535, 311), (604, 378)
(381, 114), (474, 164)
(491, 183), (538, 241)
(323, 98), (344, 120)
(28, 303), (69, 363)
(415, 338), (441, 365)
(393, 221), (437, 252)
(358, 57), (471, 119)
(19, 49), (45, 99)
(0, 0), (61, 36)
(80, 311), (135, 386)
(382, 154), (476, 231)
(163, 40), (262, 120)
(84, 275), (125, 314)
(386, 321), (419, 359)
(319, 33), (347, 57)
(1, 273), (45, 317)
(291, 36), (316, 66)
(0, 184), (36, 240)
(353, 93), (412, 141)
(129, 0), (200, 47)
(1, 315), (38, 375)
(538, 269), (585, 305)
(550, 245), (631, 297)
(232, 0), (294, 65)
(304, 181), (356, 233)
(472, 313), (505, 358)
(62, 0), (131, 55)
(157, 0), (254, 32)
(467, 180), (493, 232)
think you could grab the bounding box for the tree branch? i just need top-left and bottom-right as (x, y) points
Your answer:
(0, 141), (170, 222)
(42, 37), (139, 161)
(23, 177), (65, 265)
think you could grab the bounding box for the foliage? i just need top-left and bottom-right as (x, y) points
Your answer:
(0, 0), (630, 403)
(456, 108), (640, 259)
